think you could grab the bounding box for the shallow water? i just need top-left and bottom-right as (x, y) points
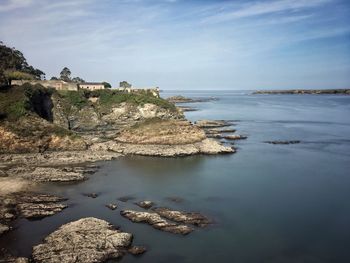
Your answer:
(1, 91), (350, 263)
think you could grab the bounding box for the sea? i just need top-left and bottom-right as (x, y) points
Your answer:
(1, 90), (350, 263)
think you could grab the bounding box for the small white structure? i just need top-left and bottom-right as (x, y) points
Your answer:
(78, 82), (105, 90)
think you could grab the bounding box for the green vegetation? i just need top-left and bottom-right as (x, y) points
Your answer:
(0, 83), (53, 120)
(96, 89), (176, 111)
(57, 90), (89, 109)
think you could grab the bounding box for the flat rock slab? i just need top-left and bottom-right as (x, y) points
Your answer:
(222, 135), (247, 140)
(32, 217), (133, 263)
(120, 210), (193, 235)
(195, 120), (233, 128)
(14, 193), (67, 219)
(152, 207), (211, 227)
(7, 166), (96, 182)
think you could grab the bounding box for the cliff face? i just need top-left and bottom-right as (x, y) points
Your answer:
(51, 91), (183, 131)
(0, 84), (183, 153)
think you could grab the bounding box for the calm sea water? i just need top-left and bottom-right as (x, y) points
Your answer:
(1, 90), (350, 263)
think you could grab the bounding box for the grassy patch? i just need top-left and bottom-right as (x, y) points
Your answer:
(57, 90), (88, 109)
(87, 89), (176, 111)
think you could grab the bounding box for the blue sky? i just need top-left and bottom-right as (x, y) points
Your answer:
(0, 0), (349, 90)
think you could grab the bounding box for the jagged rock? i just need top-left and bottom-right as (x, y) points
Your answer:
(120, 210), (193, 235)
(128, 246), (147, 255)
(32, 217), (133, 263)
(195, 120), (232, 128)
(152, 207), (211, 227)
(0, 223), (10, 235)
(135, 201), (154, 209)
(265, 140), (301, 145)
(106, 204), (117, 210)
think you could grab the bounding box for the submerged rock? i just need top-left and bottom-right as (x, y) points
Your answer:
(106, 203), (118, 210)
(32, 217), (133, 263)
(265, 140), (301, 145)
(152, 207), (211, 227)
(118, 196), (136, 202)
(120, 210), (193, 235)
(128, 246), (147, 255)
(135, 200), (154, 209)
(85, 193), (98, 198)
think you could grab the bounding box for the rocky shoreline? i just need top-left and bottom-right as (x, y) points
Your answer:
(0, 86), (248, 262)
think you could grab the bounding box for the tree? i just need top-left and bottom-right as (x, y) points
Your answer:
(72, 77), (85, 83)
(119, 81), (131, 89)
(0, 41), (45, 86)
(59, 67), (71, 82)
(102, 81), (111, 88)
(50, 77), (58, 80)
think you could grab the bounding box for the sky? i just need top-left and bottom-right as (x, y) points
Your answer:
(0, 0), (350, 90)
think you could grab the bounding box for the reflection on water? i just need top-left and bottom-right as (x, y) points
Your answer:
(1, 91), (350, 263)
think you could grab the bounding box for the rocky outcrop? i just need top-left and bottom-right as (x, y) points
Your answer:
(32, 217), (133, 263)
(0, 223), (10, 235)
(15, 193), (67, 219)
(0, 120), (86, 154)
(152, 207), (211, 227)
(195, 120), (233, 128)
(0, 192), (67, 222)
(6, 166), (97, 182)
(128, 246), (147, 255)
(135, 200), (154, 209)
(91, 138), (233, 157)
(120, 210), (193, 235)
(253, 89), (350, 95)
(167, 95), (217, 103)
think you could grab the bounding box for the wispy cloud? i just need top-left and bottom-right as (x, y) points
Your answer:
(201, 0), (330, 24)
(0, 0), (33, 12)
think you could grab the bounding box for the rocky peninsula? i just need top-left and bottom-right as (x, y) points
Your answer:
(253, 89), (350, 95)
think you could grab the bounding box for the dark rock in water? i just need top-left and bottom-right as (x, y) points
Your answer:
(32, 217), (133, 263)
(265, 140), (301, 145)
(178, 106), (198, 112)
(118, 195), (135, 202)
(106, 203), (117, 210)
(85, 192), (98, 198)
(120, 210), (193, 235)
(128, 246), (147, 255)
(152, 207), (211, 227)
(166, 196), (184, 203)
(0, 223), (10, 236)
(135, 200), (154, 209)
